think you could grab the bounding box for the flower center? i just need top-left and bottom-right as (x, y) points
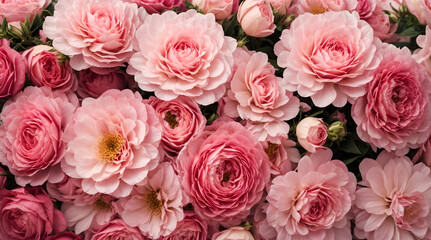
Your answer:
(93, 195), (112, 211)
(145, 190), (163, 215)
(265, 142), (279, 159)
(98, 132), (124, 163)
(164, 111), (179, 129)
(310, 5), (327, 14)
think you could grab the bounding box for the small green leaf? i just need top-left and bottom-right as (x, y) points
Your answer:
(398, 26), (420, 37)
(339, 135), (362, 154)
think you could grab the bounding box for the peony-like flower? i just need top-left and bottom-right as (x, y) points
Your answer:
(88, 219), (145, 240)
(288, 0), (357, 15)
(77, 68), (129, 98)
(267, 0), (292, 15)
(356, 0), (376, 19)
(0, 187), (66, 240)
(275, 11), (380, 107)
(296, 117), (328, 153)
(61, 89), (162, 197)
(352, 42), (431, 155)
(23, 45), (77, 93)
(354, 151), (431, 239)
(118, 162), (184, 239)
(266, 149), (356, 240)
(212, 227), (255, 240)
(177, 118), (271, 225)
(0, 39), (26, 98)
(46, 232), (83, 240)
(123, 0), (184, 13)
(224, 50), (300, 122)
(128, 10), (236, 105)
(0, 87), (78, 186)
(159, 210), (208, 240)
(43, 0), (146, 70)
(405, 0), (431, 26)
(237, 0), (276, 38)
(0, 0), (51, 26)
(192, 0), (239, 20)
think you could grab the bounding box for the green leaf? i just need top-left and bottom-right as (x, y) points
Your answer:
(339, 135), (362, 154)
(1, 17), (7, 33)
(398, 26), (420, 37)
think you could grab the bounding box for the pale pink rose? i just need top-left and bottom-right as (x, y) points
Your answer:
(405, 0), (431, 26)
(23, 45), (78, 93)
(354, 151), (431, 240)
(177, 118), (271, 226)
(123, 0), (184, 13)
(356, 0), (376, 19)
(224, 51), (300, 122)
(145, 96), (206, 158)
(296, 117), (328, 153)
(352, 42), (431, 155)
(364, 4), (397, 40)
(192, 0), (239, 20)
(61, 89), (162, 197)
(253, 203), (277, 240)
(413, 136), (431, 167)
(43, 0), (146, 70)
(245, 120), (290, 144)
(288, 0), (357, 15)
(46, 232), (83, 240)
(0, 39), (26, 98)
(267, 0), (292, 14)
(237, 0), (276, 38)
(0, 187), (66, 240)
(159, 210), (208, 240)
(266, 149), (356, 240)
(0, 0), (51, 25)
(88, 219), (145, 240)
(0, 87), (78, 186)
(77, 68), (129, 98)
(212, 227), (255, 240)
(118, 163), (184, 239)
(128, 10), (236, 105)
(0, 166), (6, 189)
(275, 11), (381, 107)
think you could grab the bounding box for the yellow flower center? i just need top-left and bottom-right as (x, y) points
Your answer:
(265, 142), (279, 159)
(98, 132), (124, 163)
(164, 111), (179, 129)
(145, 190), (163, 215)
(310, 5), (327, 14)
(93, 195), (112, 211)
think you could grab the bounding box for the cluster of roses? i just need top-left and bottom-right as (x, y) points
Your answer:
(1, 0), (431, 240)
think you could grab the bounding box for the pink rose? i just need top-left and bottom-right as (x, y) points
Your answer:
(275, 11), (381, 107)
(237, 0), (276, 38)
(0, 39), (26, 98)
(212, 227), (255, 240)
(0, 0), (51, 25)
(89, 219), (145, 240)
(0, 187), (66, 240)
(364, 4), (397, 40)
(356, 0), (376, 19)
(192, 0), (239, 20)
(288, 0), (357, 15)
(0, 166), (6, 189)
(77, 68), (129, 98)
(352, 43), (431, 155)
(43, 0), (146, 70)
(405, 0), (431, 26)
(267, 0), (292, 14)
(123, 0), (184, 13)
(23, 45), (77, 93)
(46, 232), (83, 240)
(178, 118), (270, 226)
(159, 210), (208, 240)
(0, 87), (78, 186)
(296, 117), (328, 153)
(266, 149), (357, 240)
(128, 10), (236, 105)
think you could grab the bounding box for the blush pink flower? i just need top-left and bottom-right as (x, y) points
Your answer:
(352, 43), (431, 155)
(354, 151), (431, 239)
(405, 0), (431, 26)
(288, 0), (357, 15)
(159, 210), (209, 240)
(212, 227), (255, 240)
(128, 10), (236, 105)
(267, 0), (293, 14)
(266, 149), (357, 240)
(0, 87), (78, 186)
(0, 0), (51, 25)
(253, 203), (277, 240)
(46, 232), (83, 240)
(275, 11), (380, 107)
(123, 0), (184, 13)
(413, 136), (431, 167)
(77, 68), (129, 98)
(364, 3), (397, 40)
(414, 26), (431, 76)
(23, 45), (78, 93)
(0, 39), (26, 98)
(61, 89), (162, 197)
(296, 117), (328, 153)
(88, 219), (145, 240)
(192, 0), (239, 20)
(177, 118), (271, 226)
(0, 187), (66, 240)
(237, 0), (276, 38)
(118, 163), (184, 239)
(356, 0), (376, 19)
(43, 0), (146, 70)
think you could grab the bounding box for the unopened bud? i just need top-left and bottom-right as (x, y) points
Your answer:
(327, 121), (347, 142)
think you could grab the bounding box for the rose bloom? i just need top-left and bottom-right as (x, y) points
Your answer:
(159, 210), (208, 240)
(128, 10), (236, 105)
(0, 39), (26, 98)
(88, 219), (145, 240)
(212, 227), (255, 240)
(77, 68), (129, 98)
(354, 151), (431, 239)
(43, 0), (146, 70)
(177, 118), (271, 225)
(0, 0), (51, 26)
(405, 0), (431, 26)
(192, 0), (239, 20)
(0, 187), (66, 240)
(267, 0), (292, 14)
(356, 0), (376, 19)
(123, 0), (184, 13)
(0, 87), (78, 186)
(0, 166), (6, 189)
(296, 117), (328, 153)
(224, 50), (300, 122)
(288, 0), (357, 15)
(118, 163), (184, 239)
(46, 232), (83, 240)
(352, 43), (431, 155)
(364, 3), (397, 40)
(237, 0), (276, 38)
(275, 11), (380, 107)
(61, 89), (162, 197)
(23, 45), (78, 93)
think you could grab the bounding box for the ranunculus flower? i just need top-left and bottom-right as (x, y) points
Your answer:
(46, 232), (83, 240)
(266, 149), (357, 240)
(267, 0), (292, 15)
(0, 39), (26, 98)
(192, 0), (239, 20)
(356, 0), (376, 19)
(0, 0), (51, 26)
(177, 118), (271, 226)
(88, 219), (145, 240)
(0, 87), (78, 186)
(43, 0), (146, 70)
(352, 42), (431, 155)
(61, 89), (162, 197)
(405, 0), (431, 26)
(159, 210), (208, 240)
(23, 45), (77, 93)
(128, 10), (236, 105)
(275, 11), (380, 107)
(288, 0), (357, 15)
(237, 0), (276, 38)
(0, 166), (6, 189)
(118, 163), (184, 239)
(296, 117), (328, 153)
(0, 187), (66, 240)
(77, 68), (129, 98)
(354, 151), (431, 240)
(212, 227), (255, 240)
(123, 0), (184, 13)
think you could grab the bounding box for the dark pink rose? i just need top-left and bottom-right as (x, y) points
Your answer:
(0, 39), (26, 98)
(89, 219), (145, 240)
(46, 232), (83, 240)
(0, 187), (66, 240)
(77, 68), (129, 98)
(159, 210), (208, 240)
(123, 0), (185, 13)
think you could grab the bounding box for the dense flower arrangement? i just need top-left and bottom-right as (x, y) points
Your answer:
(1, 0), (431, 239)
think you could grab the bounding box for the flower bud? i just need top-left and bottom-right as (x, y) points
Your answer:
(192, 0), (239, 20)
(237, 0), (276, 37)
(296, 117), (328, 153)
(327, 121), (347, 142)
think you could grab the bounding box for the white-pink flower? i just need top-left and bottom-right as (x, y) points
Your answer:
(128, 10), (236, 105)
(0, 0), (51, 25)
(212, 226), (255, 240)
(288, 0), (357, 15)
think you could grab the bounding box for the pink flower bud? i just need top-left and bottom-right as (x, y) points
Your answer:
(237, 0), (276, 38)
(192, 0), (239, 20)
(296, 117), (328, 153)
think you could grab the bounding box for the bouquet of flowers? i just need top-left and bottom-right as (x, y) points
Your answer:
(1, 0), (431, 239)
